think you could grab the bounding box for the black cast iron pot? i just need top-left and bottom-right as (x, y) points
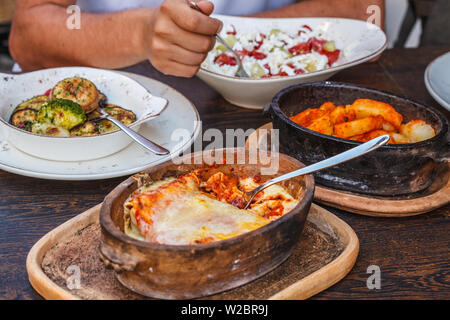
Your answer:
(269, 82), (449, 196)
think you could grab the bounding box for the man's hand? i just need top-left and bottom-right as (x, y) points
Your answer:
(146, 0), (222, 77)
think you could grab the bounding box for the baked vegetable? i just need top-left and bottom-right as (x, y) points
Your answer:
(102, 104), (136, 126)
(15, 95), (50, 112)
(37, 99), (87, 130)
(9, 77), (138, 137)
(31, 122), (70, 137)
(51, 77), (100, 113)
(10, 108), (37, 129)
(70, 121), (99, 136)
(96, 119), (118, 134)
(87, 108), (102, 121)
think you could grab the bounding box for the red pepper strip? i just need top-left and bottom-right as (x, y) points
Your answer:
(272, 72), (288, 77)
(253, 33), (266, 50)
(226, 25), (237, 35)
(214, 53), (237, 66)
(235, 49), (249, 60)
(322, 49), (340, 66)
(248, 51), (267, 60)
(289, 42), (311, 55)
(309, 37), (327, 52)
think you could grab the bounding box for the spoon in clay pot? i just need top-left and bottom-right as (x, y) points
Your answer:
(243, 134), (390, 209)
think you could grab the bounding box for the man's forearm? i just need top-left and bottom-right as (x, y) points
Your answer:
(10, 3), (153, 71)
(252, 0), (384, 26)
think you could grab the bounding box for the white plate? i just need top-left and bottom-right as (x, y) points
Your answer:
(197, 15), (387, 109)
(0, 67), (168, 161)
(0, 72), (200, 180)
(425, 51), (450, 111)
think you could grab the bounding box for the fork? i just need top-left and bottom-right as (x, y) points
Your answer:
(188, 1), (250, 78)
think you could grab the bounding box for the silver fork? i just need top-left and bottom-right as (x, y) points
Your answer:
(243, 135), (390, 209)
(98, 108), (170, 155)
(188, 1), (250, 78)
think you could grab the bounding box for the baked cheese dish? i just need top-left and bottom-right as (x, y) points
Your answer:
(123, 170), (299, 245)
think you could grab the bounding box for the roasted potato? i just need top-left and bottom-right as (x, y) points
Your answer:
(290, 98), (435, 144)
(319, 101), (336, 113)
(382, 121), (396, 132)
(290, 108), (326, 127)
(348, 99), (403, 129)
(330, 106), (356, 124)
(334, 115), (384, 139)
(400, 120), (435, 143)
(349, 130), (390, 143)
(306, 114), (333, 135)
(389, 133), (410, 144)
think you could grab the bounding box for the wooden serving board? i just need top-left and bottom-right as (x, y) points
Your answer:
(246, 123), (450, 217)
(26, 203), (358, 300)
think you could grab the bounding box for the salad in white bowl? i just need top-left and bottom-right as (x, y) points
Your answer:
(197, 15), (387, 109)
(203, 24), (341, 79)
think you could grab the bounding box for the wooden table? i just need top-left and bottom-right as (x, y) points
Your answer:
(0, 47), (449, 300)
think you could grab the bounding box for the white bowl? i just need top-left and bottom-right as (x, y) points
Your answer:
(197, 15), (387, 109)
(0, 67), (168, 161)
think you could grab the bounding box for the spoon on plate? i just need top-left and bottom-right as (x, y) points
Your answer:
(243, 134), (390, 209)
(188, 1), (250, 78)
(97, 108), (170, 155)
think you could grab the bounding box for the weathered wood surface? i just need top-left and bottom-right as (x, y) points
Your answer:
(0, 47), (449, 299)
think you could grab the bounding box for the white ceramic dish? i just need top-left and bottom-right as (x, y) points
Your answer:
(425, 51), (450, 111)
(0, 67), (168, 161)
(0, 72), (201, 181)
(197, 15), (387, 109)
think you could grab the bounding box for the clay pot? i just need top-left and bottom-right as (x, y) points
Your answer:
(269, 82), (449, 196)
(100, 148), (314, 299)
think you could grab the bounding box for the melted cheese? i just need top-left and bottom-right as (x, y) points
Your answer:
(124, 171), (299, 245)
